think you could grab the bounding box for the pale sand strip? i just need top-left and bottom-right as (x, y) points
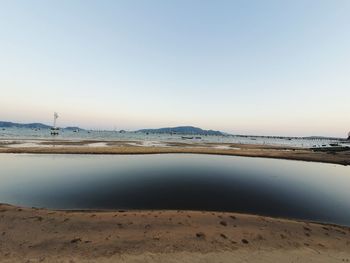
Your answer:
(0, 144), (349, 165)
(0, 204), (349, 262)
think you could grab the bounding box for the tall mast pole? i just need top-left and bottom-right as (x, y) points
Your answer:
(53, 112), (59, 128)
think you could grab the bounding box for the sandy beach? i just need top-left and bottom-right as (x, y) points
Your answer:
(0, 139), (349, 165)
(0, 203), (349, 262)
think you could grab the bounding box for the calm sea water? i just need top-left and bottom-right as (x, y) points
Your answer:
(0, 154), (349, 226)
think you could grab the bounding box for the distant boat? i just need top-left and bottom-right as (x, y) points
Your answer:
(50, 127), (59, 135)
(181, 136), (194, 140)
(50, 112), (60, 135)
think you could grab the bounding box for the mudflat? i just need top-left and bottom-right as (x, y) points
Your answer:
(0, 141), (349, 165)
(0, 204), (350, 262)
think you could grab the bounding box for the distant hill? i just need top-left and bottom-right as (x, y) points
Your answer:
(138, 126), (225, 136)
(0, 122), (223, 135)
(0, 121), (84, 130)
(0, 121), (51, 129)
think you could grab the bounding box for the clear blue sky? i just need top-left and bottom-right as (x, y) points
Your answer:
(1, 0), (349, 136)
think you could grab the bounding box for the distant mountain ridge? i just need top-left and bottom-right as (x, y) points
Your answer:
(0, 121), (84, 130)
(138, 126), (225, 136)
(0, 122), (225, 135)
(0, 121), (51, 129)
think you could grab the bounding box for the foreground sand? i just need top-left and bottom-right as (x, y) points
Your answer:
(1, 204), (350, 262)
(0, 140), (349, 165)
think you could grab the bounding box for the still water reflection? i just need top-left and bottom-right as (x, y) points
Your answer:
(0, 154), (349, 226)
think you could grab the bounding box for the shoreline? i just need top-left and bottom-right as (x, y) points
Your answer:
(1, 203), (349, 262)
(1, 144), (350, 262)
(0, 143), (349, 166)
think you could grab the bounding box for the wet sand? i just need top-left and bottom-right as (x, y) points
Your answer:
(0, 204), (349, 262)
(0, 141), (349, 165)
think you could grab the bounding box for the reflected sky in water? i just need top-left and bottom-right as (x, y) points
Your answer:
(0, 154), (350, 226)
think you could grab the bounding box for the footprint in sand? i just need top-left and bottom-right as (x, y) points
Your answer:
(70, 238), (82, 244)
(196, 232), (206, 239)
(220, 221), (227, 226)
(304, 226), (312, 237)
(303, 226), (312, 232)
(257, 234), (264, 240)
(241, 239), (249, 244)
(220, 233), (227, 239)
(336, 229), (347, 235)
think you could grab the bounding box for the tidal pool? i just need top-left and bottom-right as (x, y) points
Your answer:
(0, 154), (349, 226)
